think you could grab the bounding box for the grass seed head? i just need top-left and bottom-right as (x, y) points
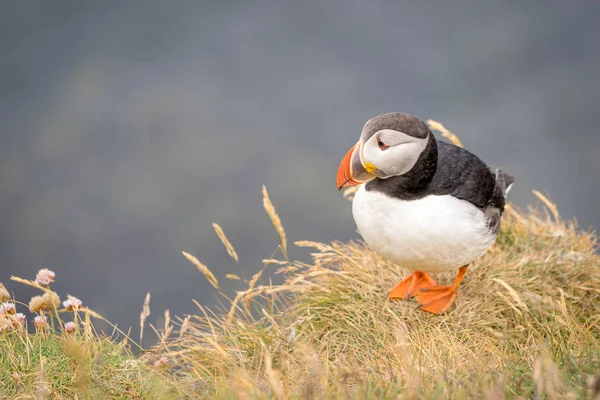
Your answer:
(140, 292), (151, 344)
(262, 185), (287, 257)
(427, 119), (463, 147)
(213, 223), (239, 263)
(342, 186), (359, 200)
(182, 251), (219, 289)
(0, 282), (9, 302)
(179, 315), (190, 338)
(533, 190), (560, 221)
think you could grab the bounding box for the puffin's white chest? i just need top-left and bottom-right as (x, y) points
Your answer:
(352, 185), (496, 272)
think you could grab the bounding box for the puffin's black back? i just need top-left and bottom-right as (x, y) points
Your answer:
(431, 140), (497, 210)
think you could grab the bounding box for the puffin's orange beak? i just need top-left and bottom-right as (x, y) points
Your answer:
(336, 143), (360, 190)
(336, 141), (376, 190)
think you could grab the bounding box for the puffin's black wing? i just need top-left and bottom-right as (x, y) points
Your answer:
(433, 140), (514, 233)
(430, 140), (497, 210)
(484, 168), (514, 233)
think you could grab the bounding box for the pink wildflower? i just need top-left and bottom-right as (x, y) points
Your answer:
(0, 302), (15, 314)
(153, 355), (169, 368)
(33, 315), (48, 329)
(35, 269), (56, 286)
(63, 295), (83, 311)
(64, 321), (77, 334)
(0, 319), (11, 332)
(13, 313), (26, 327)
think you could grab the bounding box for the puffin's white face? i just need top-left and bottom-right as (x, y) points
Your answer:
(337, 112), (431, 190)
(361, 129), (428, 179)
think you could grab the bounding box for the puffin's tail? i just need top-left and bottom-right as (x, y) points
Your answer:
(494, 168), (514, 197)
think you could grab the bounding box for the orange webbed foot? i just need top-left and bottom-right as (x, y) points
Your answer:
(417, 285), (458, 314)
(417, 266), (468, 314)
(388, 271), (437, 300)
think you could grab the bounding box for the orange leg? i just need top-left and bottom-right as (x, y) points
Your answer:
(388, 271), (438, 300)
(417, 266), (468, 314)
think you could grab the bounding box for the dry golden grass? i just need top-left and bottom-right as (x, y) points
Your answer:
(148, 193), (600, 399)
(2, 196), (599, 399)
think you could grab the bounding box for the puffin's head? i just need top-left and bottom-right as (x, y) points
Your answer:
(336, 112), (431, 190)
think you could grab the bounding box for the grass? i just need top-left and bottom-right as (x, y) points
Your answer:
(151, 198), (600, 399)
(0, 328), (174, 398)
(1, 123), (599, 399)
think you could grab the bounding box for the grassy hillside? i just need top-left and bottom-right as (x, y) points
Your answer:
(1, 189), (598, 399)
(152, 192), (600, 399)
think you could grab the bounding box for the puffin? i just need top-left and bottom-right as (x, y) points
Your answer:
(336, 112), (513, 314)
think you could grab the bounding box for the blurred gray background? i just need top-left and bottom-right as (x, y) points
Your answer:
(1, 1), (599, 342)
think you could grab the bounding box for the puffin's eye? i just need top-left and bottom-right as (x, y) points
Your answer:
(377, 138), (389, 150)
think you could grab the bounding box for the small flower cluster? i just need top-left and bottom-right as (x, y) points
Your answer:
(1, 269), (86, 335)
(63, 295), (83, 311)
(26, 269), (59, 331)
(14, 313), (26, 325)
(0, 302), (15, 314)
(0, 313), (26, 332)
(35, 269), (56, 286)
(1, 282), (21, 332)
(29, 291), (61, 313)
(0, 297), (26, 332)
(153, 355), (170, 368)
(62, 295), (82, 335)
(33, 315), (48, 329)
(64, 321), (77, 334)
